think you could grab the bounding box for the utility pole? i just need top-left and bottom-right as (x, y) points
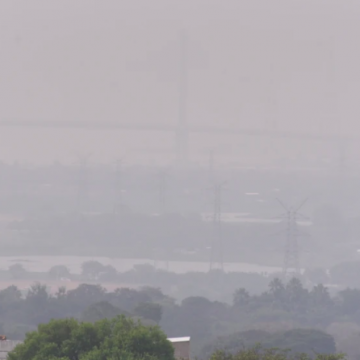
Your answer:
(157, 169), (169, 214)
(113, 159), (123, 214)
(154, 169), (170, 272)
(77, 155), (90, 213)
(208, 149), (215, 184)
(209, 182), (226, 271)
(11, 162), (20, 202)
(276, 199), (308, 278)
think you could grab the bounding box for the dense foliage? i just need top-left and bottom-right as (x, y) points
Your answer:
(209, 347), (344, 360)
(8, 316), (174, 360)
(2, 276), (360, 357)
(201, 329), (336, 359)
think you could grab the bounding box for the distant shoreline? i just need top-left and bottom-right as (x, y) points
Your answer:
(0, 255), (281, 275)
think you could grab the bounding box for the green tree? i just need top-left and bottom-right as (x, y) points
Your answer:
(81, 301), (129, 323)
(139, 287), (173, 305)
(210, 346), (344, 360)
(8, 264), (26, 279)
(233, 288), (250, 307)
(268, 278), (286, 305)
(66, 284), (107, 312)
(0, 285), (22, 305)
(8, 316), (175, 360)
(338, 288), (360, 316)
(108, 288), (152, 312)
(310, 284), (332, 308)
(201, 330), (269, 359)
(284, 278), (308, 314)
(48, 265), (71, 280)
(265, 329), (336, 355)
(133, 302), (163, 324)
(99, 265), (118, 281)
(201, 329), (337, 359)
(81, 261), (105, 281)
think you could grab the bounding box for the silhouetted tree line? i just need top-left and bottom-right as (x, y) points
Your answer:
(0, 283), (170, 340)
(6, 315), (344, 360)
(1, 276), (360, 357)
(51, 260), (360, 300)
(5, 261), (270, 302)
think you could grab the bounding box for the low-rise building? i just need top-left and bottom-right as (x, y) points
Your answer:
(0, 340), (22, 359)
(168, 336), (191, 360)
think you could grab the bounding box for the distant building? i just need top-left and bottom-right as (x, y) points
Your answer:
(168, 337), (191, 360)
(0, 340), (22, 359)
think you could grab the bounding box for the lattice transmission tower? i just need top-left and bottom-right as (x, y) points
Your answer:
(276, 199), (308, 278)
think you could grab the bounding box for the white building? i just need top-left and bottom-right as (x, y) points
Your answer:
(168, 337), (191, 360)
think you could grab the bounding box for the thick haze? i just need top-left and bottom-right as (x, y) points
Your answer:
(1, 3), (360, 348)
(0, 0), (359, 164)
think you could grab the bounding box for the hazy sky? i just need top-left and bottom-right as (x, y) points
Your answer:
(0, 0), (359, 163)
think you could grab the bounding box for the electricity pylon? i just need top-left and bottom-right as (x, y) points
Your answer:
(276, 198), (308, 278)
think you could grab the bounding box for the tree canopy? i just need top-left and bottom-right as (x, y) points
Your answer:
(209, 346), (344, 360)
(200, 329), (336, 360)
(8, 315), (175, 360)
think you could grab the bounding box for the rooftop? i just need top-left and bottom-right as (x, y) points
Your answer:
(168, 337), (191, 343)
